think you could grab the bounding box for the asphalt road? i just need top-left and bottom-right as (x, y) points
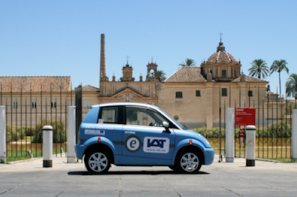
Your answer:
(0, 155), (297, 197)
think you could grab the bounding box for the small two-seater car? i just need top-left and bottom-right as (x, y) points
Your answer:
(75, 102), (214, 174)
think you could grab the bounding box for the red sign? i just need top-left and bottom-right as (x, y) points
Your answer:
(235, 108), (256, 126)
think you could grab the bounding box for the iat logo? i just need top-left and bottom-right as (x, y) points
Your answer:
(147, 139), (166, 148)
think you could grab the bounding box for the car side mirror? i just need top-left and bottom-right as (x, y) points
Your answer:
(162, 121), (170, 133)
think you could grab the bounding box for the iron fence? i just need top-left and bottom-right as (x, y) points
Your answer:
(0, 85), (86, 159)
(217, 85), (294, 161)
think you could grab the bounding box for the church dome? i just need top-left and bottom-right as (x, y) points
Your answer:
(206, 41), (238, 64)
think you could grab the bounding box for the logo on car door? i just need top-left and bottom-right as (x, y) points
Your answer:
(143, 137), (170, 154)
(125, 136), (141, 152)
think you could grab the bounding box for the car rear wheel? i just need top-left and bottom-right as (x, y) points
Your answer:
(84, 149), (110, 174)
(175, 149), (202, 173)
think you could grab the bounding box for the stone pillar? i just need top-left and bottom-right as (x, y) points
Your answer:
(67, 106), (76, 163)
(292, 109), (297, 161)
(0, 106), (6, 163)
(43, 125), (53, 167)
(225, 108), (234, 162)
(206, 83), (214, 128)
(240, 84), (247, 107)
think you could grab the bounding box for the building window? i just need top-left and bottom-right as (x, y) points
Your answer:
(196, 90), (201, 97)
(222, 88), (228, 96)
(69, 101), (75, 106)
(176, 92), (183, 98)
(31, 102), (37, 109)
(51, 102), (56, 109)
(12, 102), (18, 109)
(83, 101), (89, 108)
(222, 70), (227, 77)
(248, 91), (253, 97)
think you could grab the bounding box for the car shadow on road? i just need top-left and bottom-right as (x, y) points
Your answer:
(68, 171), (210, 176)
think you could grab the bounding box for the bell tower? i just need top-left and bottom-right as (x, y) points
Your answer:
(120, 62), (135, 81)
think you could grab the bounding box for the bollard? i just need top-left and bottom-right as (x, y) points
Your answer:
(292, 109), (297, 161)
(246, 125), (256, 166)
(225, 108), (234, 162)
(43, 125), (53, 167)
(0, 106), (6, 163)
(67, 106), (76, 163)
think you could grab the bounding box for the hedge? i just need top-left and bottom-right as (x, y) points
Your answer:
(193, 121), (291, 138)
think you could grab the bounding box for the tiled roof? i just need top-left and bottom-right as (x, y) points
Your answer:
(81, 85), (100, 92)
(232, 75), (268, 83)
(165, 67), (206, 82)
(0, 76), (71, 92)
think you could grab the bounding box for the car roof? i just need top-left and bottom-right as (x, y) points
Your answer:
(91, 102), (160, 110)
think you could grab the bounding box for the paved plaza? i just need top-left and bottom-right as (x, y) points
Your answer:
(0, 155), (297, 197)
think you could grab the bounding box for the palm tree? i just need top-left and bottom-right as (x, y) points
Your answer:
(179, 58), (196, 67)
(157, 70), (166, 82)
(270, 59), (289, 96)
(286, 73), (297, 99)
(248, 59), (269, 79)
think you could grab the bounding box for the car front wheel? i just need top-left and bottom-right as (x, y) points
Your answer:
(175, 149), (202, 173)
(84, 149), (110, 174)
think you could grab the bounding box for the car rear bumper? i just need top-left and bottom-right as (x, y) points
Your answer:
(75, 143), (85, 160)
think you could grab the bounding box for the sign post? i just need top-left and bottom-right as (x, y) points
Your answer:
(235, 108), (256, 167)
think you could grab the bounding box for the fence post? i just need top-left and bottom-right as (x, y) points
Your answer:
(43, 125), (53, 167)
(292, 109), (297, 161)
(225, 108), (234, 162)
(0, 106), (6, 163)
(67, 106), (76, 163)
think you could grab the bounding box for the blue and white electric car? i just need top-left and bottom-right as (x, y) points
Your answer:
(75, 102), (214, 174)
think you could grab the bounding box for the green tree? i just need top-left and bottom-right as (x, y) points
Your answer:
(179, 58), (196, 67)
(248, 59), (269, 79)
(75, 85), (82, 89)
(157, 70), (166, 82)
(286, 73), (297, 99)
(270, 59), (289, 96)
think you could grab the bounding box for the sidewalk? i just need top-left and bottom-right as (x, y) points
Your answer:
(1, 155), (297, 197)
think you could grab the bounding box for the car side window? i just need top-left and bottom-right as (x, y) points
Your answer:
(126, 107), (171, 127)
(99, 107), (119, 124)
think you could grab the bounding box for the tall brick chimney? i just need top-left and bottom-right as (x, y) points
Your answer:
(100, 34), (106, 82)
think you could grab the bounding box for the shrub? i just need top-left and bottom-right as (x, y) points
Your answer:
(268, 121), (291, 137)
(193, 127), (225, 138)
(24, 127), (36, 137)
(32, 119), (67, 143)
(6, 124), (25, 143)
(193, 124), (291, 138)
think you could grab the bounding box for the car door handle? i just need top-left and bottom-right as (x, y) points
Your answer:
(125, 131), (135, 134)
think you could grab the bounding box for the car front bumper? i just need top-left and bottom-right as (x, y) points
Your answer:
(204, 148), (215, 165)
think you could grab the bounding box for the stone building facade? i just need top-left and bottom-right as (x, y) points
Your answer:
(0, 34), (285, 128)
(97, 34), (284, 128)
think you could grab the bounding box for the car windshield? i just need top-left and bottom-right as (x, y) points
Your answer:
(159, 109), (186, 130)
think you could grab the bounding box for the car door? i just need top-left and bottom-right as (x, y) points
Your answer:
(121, 106), (176, 164)
(97, 106), (124, 155)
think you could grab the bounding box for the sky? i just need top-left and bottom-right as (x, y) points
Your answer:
(1, 0), (297, 98)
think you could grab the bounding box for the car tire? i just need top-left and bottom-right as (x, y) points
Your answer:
(175, 149), (202, 174)
(84, 149), (111, 174)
